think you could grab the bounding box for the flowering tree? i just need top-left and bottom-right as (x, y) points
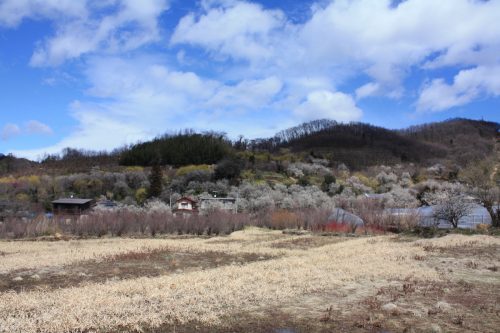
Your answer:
(424, 187), (473, 228)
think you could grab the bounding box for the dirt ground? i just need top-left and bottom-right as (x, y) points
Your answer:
(0, 228), (498, 333)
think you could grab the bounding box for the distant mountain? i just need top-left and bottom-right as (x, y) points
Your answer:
(0, 154), (34, 175)
(250, 120), (444, 169)
(400, 118), (499, 144)
(251, 118), (498, 169)
(3, 118), (498, 174)
(400, 118), (499, 167)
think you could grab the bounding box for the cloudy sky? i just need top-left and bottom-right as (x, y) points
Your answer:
(1, 0), (499, 160)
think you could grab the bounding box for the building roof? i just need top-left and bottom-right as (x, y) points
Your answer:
(97, 199), (117, 207)
(329, 208), (364, 226)
(52, 198), (93, 205)
(176, 197), (197, 203)
(200, 197), (236, 202)
(364, 193), (387, 199)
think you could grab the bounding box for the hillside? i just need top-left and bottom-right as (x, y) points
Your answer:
(2, 118), (498, 175)
(120, 132), (232, 167)
(251, 120), (447, 169)
(0, 153), (34, 174)
(400, 118), (499, 166)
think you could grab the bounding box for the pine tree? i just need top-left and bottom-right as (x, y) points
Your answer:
(148, 163), (163, 198)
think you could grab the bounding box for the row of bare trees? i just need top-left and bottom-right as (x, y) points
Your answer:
(0, 210), (250, 239)
(0, 202), (424, 239)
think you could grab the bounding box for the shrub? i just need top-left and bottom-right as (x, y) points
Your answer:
(298, 176), (310, 186)
(176, 164), (212, 177)
(214, 158), (243, 181)
(321, 174), (336, 192)
(269, 210), (299, 229)
(135, 188), (148, 205)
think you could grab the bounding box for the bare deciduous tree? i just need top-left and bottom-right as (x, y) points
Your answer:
(471, 186), (499, 227)
(459, 160), (500, 227)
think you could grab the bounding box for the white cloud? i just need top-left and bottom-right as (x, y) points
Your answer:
(417, 65), (500, 112)
(0, 0), (87, 27)
(171, 1), (285, 62)
(294, 90), (362, 122)
(172, 0), (500, 100)
(355, 82), (381, 100)
(0, 120), (53, 143)
(297, 0), (500, 87)
(1, 123), (21, 141)
(11, 106), (149, 160)
(17, 0), (170, 66)
(11, 56), (288, 159)
(25, 120), (53, 135)
(4, 0), (500, 158)
(206, 76), (283, 110)
(83, 56), (220, 115)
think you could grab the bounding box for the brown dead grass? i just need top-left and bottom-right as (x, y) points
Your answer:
(0, 229), (498, 333)
(270, 235), (347, 249)
(0, 248), (270, 292)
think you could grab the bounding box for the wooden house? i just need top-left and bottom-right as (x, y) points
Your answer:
(173, 197), (198, 215)
(52, 198), (95, 215)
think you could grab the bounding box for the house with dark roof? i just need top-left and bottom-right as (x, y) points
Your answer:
(52, 198), (95, 215)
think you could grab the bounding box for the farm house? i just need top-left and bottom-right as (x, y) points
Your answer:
(52, 198), (95, 215)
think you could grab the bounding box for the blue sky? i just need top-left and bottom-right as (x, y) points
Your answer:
(0, 0), (499, 160)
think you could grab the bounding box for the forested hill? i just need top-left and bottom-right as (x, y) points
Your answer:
(397, 118), (499, 166)
(400, 118), (499, 144)
(0, 153), (34, 174)
(119, 132), (232, 167)
(250, 118), (498, 169)
(2, 118), (498, 174)
(251, 120), (445, 167)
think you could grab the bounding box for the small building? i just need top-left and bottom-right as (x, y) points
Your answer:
(52, 198), (95, 215)
(200, 197), (237, 212)
(97, 199), (118, 208)
(173, 197), (198, 215)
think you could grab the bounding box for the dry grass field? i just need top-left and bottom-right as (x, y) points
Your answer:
(0, 228), (499, 333)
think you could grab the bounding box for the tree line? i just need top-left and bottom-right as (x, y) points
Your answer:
(119, 131), (232, 167)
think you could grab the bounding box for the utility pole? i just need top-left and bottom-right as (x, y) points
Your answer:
(235, 191), (239, 214)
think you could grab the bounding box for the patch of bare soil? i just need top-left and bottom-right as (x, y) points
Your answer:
(130, 241), (500, 333)
(137, 310), (350, 333)
(271, 236), (347, 250)
(350, 280), (499, 332)
(133, 279), (499, 333)
(0, 249), (271, 292)
(426, 243), (499, 258)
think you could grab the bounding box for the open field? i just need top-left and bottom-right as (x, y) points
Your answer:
(0, 229), (499, 332)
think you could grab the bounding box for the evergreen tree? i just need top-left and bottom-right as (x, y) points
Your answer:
(148, 163), (163, 198)
(321, 174), (336, 192)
